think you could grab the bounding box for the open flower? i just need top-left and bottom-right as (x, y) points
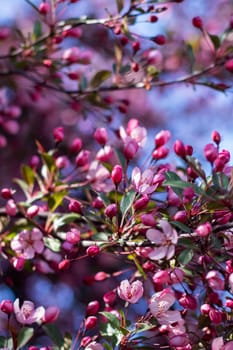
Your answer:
(11, 228), (44, 259)
(13, 299), (45, 325)
(146, 220), (178, 260)
(149, 288), (182, 326)
(117, 279), (143, 304)
(131, 167), (158, 194)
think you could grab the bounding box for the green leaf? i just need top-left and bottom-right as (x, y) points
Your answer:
(208, 33), (221, 50)
(186, 156), (206, 180)
(42, 324), (64, 347)
(212, 172), (229, 190)
(44, 236), (61, 252)
(177, 249), (194, 265)
(103, 343), (114, 350)
(187, 43), (195, 72)
(33, 20), (42, 39)
(120, 191), (136, 222)
(171, 221), (191, 233)
(53, 213), (81, 231)
(178, 237), (196, 249)
(90, 70), (112, 88)
(48, 190), (67, 212)
(116, 0), (124, 12)
(100, 312), (121, 328)
(17, 327), (34, 349)
(21, 165), (35, 186)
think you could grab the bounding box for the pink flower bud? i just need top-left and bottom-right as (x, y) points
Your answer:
(225, 59), (233, 73)
(226, 260), (233, 273)
(173, 210), (187, 223)
(143, 261), (155, 272)
(152, 146), (169, 160)
(26, 205), (39, 218)
(195, 222), (212, 237)
(174, 140), (186, 158)
(53, 127), (64, 143)
(154, 130), (171, 148)
(105, 203), (117, 218)
(92, 197), (104, 209)
(185, 144), (193, 156)
(226, 299), (233, 308)
(103, 291), (117, 305)
(192, 16), (203, 29)
(212, 130), (221, 145)
(6, 199), (17, 216)
(179, 294), (197, 310)
(152, 270), (170, 284)
(63, 47), (80, 63)
(153, 35), (166, 45)
(68, 200), (82, 213)
(86, 300), (100, 316)
(70, 138), (82, 153)
(39, 2), (50, 15)
(1, 188), (13, 199)
(85, 316), (97, 329)
(204, 143), (218, 163)
(75, 150), (90, 167)
(55, 156), (69, 169)
(86, 245), (100, 257)
(0, 300), (13, 314)
(12, 257), (25, 271)
(200, 303), (211, 315)
(111, 165), (123, 185)
(66, 228), (80, 244)
(58, 259), (70, 270)
(134, 195), (149, 210)
(43, 306), (60, 323)
(182, 187), (195, 204)
(80, 336), (91, 348)
(94, 271), (110, 281)
(123, 139), (139, 160)
(94, 128), (108, 146)
(169, 268), (184, 284)
(96, 145), (113, 162)
(132, 40), (140, 53)
(141, 214), (156, 226)
(209, 309), (223, 324)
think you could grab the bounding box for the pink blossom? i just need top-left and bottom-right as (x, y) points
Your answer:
(206, 270), (224, 290)
(146, 220), (178, 260)
(94, 128), (108, 145)
(117, 279), (143, 304)
(154, 130), (171, 148)
(131, 167), (158, 194)
(119, 119), (147, 147)
(123, 139), (139, 160)
(63, 47), (80, 63)
(86, 161), (114, 192)
(204, 143), (218, 163)
(96, 145), (113, 162)
(212, 337), (233, 350)
(149, 288), (182, 325)
(13, 299), (45, 325)
(11, 228), (44, 259)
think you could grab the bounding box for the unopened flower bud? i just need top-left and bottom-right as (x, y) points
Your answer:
(211, 130), (221, 145)
(1, 188), (13, 199)
(226, 299), (233, 308)
(70, 138), (82, 153)
(58, 259), (70, 270)
(105, 203), (117, 218)
(86, 300), (100, 316)
(111, 165), (123, 185)
(75, 150), (90, 167)
(153, 35), (166, 45)
(94, 128), (108, 146)
(174, 140), (186, 158)
(39, 2), (50, 15)
(43, 306), (60, 323)
(195, 222), (212, 237)
(204, 143), (218, 163)
(192, 16), (203, 29)
(103, 291), (117, 305)
(209, 309), (223, 324)
(173, 210), (187, 223)
(225, 59), (233, 73)
(200, 303), (211, 315)
(6, 199), (17, 216)
(26, 205), (39, 218)
(134, 195), (149, 210)
(80, 336), (91, 347)
(154, 130), (171, 148)
(152, 146), (169, 160)
(141, 214), (156, 226)
(179, 294), (197, 310)
(12, 257), (25, 271)
(123, 139), (139, 160)
(0, 300), (13, 314)
(68, 200), (82, 213)
(53, 127), (64, 143)
(86, 245), (100, 257)
(85, 316), (97, 329)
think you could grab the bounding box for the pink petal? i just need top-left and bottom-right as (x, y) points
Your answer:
(157, 310), (182, 325)
(212, 337), (224, 350)
(146, 229), (164, 244)
(148, 247), (166, 260)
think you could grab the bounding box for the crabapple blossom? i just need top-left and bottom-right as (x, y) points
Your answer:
(11, 228), (44, 259)
(117, 279), (143, 304)
(131, 167), (158, 194)
(146, 220), (178, 260)
(206, 270), (225, 290)
(154, 130), (171, 148)
(14, 299), (45, 325)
